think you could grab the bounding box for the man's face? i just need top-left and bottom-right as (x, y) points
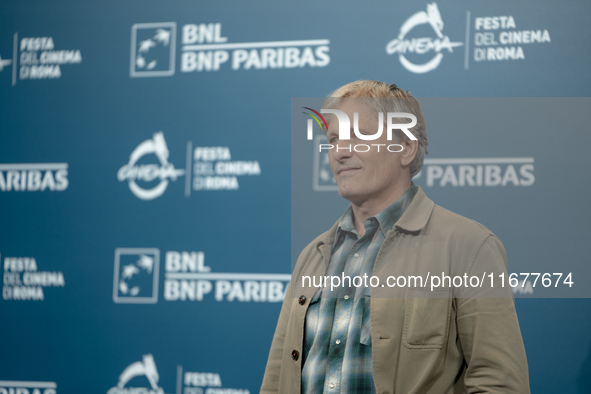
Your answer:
(326, 101), (408, 206)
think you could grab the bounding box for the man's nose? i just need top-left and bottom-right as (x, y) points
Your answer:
(333, 140), (354, 161)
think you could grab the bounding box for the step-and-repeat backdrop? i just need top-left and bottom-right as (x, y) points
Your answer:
(1, 1), (590, 393)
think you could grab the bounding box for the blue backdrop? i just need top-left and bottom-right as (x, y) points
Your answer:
(1, 1), (590, 393)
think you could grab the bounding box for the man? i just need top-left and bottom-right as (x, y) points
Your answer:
(262, 80), (529, 393)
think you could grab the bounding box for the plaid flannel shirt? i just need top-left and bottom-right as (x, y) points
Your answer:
(301, 184), (418, 394)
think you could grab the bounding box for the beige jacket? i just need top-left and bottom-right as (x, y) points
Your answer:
(261, 187), (530, 394)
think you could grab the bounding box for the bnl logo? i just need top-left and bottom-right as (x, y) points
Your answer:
(113, 248), (160, 303)
(130, 22), (176, 77)
(313, 135), (337, 191)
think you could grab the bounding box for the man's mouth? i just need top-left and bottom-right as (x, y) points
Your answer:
(338, 167), (360, 175)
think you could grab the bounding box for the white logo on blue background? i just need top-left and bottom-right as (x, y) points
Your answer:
(313, 135), (338, 191)
(130, 22), (176, 77)
(385, 3), (463, 74)
(117, 131), (185, 201)
(0, 54), (12, 72)
(113, 248), (160, 304)
(107, 354), (166, 394)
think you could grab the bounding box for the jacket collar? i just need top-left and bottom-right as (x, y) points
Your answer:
(393, 186), (434, 233)
(314, 186), (435, 256)
(315, 218), (340, 262)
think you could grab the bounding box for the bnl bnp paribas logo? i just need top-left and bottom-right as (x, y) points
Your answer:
(0, 380), (57, 394)
(130, 22), (330, 77)
(113, 248), (160, 304)
(0, 163), (69, 192)
(113, 248), (290, 304)
(385, 3), (463, 73)
(117, 132), (261, 200)
(130, 23), (176, 77)
(313, 143), (536, 191)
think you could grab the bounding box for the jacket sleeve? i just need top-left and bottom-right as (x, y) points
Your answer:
(456, 235), (531, 393)
(261, 280), (293, 393)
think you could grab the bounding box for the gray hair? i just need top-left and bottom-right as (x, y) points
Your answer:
(322, 80), (428, 178)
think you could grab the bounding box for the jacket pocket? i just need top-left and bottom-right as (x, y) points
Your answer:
(403, 289), (452, 350)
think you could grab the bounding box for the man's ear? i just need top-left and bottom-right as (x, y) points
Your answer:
(400, 139), (418, 167)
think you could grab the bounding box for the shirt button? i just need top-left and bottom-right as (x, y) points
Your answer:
(344, 295), (349, 300)
(335, 339), (341, 345)
(354, 253), (359, 257)
(298, 295), (306, 305)
(329, 383), (336, 389)
(291, 350), (299, 361)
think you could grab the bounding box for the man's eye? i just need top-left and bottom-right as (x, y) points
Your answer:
(330, 137), (338, 143)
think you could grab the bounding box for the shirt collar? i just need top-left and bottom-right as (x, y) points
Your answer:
(315, 186), (435, 260)
(336, 183), (419, 239)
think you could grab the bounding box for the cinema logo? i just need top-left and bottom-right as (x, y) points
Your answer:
(385, 3), (463, 73)
(472, 15), (551, 62)
(107, 354), (167, 394)
(2, 254), (66, 301)
(0, 34), (15, 86)
(130, 22), (329, 77)
(118, 132), (185, 201)
(415, 157), (535, 187)
(0, 32), (82, 86)
(0, 380), (57, 394)
(179, 367), (250, 394)
(118, 132), (261, 200)
(191, 146), (260, 191)
(107, 357), (251, 394)
(0, 163), (68, 192)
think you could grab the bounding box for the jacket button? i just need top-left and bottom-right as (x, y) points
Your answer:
(291, 350), (299, 361)
(298, 295), (306, 305)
